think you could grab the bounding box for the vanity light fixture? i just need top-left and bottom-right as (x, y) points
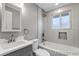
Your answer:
(57, 9), (62, 13)
(55, 3), (59, 6)
(12, 3), (24, 8)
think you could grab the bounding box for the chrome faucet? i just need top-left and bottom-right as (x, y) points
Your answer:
(8, 33), (15, 43)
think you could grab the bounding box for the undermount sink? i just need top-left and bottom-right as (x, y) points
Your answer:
(1, 40), (26, 50)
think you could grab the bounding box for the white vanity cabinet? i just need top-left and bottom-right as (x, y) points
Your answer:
(1, 3), (21, 32)
(4, 45), (33, 56)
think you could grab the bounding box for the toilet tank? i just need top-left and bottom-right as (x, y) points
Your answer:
(32, 39), (39, 51)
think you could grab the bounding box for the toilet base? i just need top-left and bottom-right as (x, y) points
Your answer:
(33, 48), (50, 56)
(33, 52), (36, 56)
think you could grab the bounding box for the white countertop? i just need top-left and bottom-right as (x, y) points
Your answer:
(0, 39), (32, 56)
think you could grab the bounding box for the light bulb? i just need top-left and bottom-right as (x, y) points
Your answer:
(55, 3), (59, 6)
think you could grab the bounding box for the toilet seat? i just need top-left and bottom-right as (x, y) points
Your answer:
(34, 48), (50, 56)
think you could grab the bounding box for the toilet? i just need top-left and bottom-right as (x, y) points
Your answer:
(32, 39), (50, 56)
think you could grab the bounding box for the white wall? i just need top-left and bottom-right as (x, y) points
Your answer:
(44, 3), (79, 48)
(22, 4), (43, 42)
(21, 3), (38, 40)
(20, 3), (43, 42)
(37, 7), (43, 43)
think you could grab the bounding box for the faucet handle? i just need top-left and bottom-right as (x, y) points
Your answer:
(11, 33), (14, 37)
(9, 33), (15, 42)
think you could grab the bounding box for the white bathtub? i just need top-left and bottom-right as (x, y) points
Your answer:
(39, 41), (79, 56)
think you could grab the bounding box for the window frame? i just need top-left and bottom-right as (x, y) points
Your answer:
(51, 10), (71, 30)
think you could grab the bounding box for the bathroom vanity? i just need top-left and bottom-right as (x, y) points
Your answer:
(0, 40), (33, 56)
(4, 45), (32, 56)
(0, 3), (32, 56)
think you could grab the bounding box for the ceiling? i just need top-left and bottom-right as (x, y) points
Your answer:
(36, 3), (69, 12)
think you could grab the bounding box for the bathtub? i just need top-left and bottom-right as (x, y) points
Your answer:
(39, 41), (79, 56)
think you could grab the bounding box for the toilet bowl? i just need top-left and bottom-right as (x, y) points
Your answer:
(34, 48), (50, 56)
(32, 39), (50, 56)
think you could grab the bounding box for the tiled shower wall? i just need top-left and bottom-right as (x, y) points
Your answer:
(44, 3), (79, 48)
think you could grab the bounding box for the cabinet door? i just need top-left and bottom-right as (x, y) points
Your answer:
(4, 45), (33, 56)
(2, 10), (12, 31)
(12, 9), (20, 30)
(4, 10), (12, 31)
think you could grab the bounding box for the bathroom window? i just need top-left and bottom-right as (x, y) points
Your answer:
(52, 15), (61, 29)
(52, 11), (71, 29)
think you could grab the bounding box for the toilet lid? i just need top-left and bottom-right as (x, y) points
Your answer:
(34, 48), (50, 56)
